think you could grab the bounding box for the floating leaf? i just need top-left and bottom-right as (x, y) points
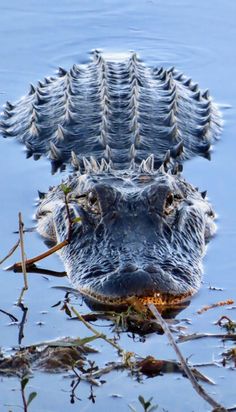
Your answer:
(51, 300), (61, 308)
(78, 335), (101, 345)
(73, 217), (82, 223)
(60, 184), (71, 195)
(27, 391), (37, 406)
(138, 396), (147, 408)
(26, 336), (99, 349)
(61, 302), (72, 317)
(138, 395), (158, 412)
(21, 377), (29, 390)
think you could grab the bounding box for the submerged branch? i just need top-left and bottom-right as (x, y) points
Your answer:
(70, 306), (124, 354)
(177, 333), (236, 343)
(0, 239), (20, 265)
(0, 308), (18, 322)
(197, 300), (234, 314)
(18, 303), (28, 345)
(8, 240), (68, 272)
(12, 264), (67, 278)
(148, 303), (227, 412)
(7, 189), (73, 273)
(17, 213), (28, 305)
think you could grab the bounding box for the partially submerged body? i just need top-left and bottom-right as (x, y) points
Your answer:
(0, 51), (222, 308)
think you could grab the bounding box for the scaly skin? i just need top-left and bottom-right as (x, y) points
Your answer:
(0, 51), (222, 308)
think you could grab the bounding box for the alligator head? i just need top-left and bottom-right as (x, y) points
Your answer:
(36, 156), (216, 308)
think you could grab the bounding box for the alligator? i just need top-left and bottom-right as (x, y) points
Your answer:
(0, 51), (222, 309)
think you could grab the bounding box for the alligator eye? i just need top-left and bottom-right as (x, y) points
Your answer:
(164, 192), (175, 215)
(166, 193), (174, 207)
(207, 209), (215, 218)
(87, 191), (100, 214)
(88, 192), (97, 206)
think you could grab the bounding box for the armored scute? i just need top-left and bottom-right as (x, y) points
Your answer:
(0, 51), (222, 308)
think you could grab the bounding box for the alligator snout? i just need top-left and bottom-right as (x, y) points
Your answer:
(79, 263), (195, 308)
(36, 169), (216, 308)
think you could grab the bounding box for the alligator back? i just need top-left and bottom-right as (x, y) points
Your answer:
(0, 51), (222, 172)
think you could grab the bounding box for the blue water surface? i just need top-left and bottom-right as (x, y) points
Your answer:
(0, 1), (235, 411)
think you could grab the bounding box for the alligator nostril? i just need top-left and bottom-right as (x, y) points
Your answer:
(120, 263), (138, 273)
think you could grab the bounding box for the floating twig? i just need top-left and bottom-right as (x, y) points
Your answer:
(136, 355), (215, 384)
(197, 299), (234, 315)
(20, 377), (37, 412)
(215, 316), (236, 333)
(148, 303), (227, 411)
(177, 333), (236, 343)
(17, 213), (28, 305)
(76, 362), (124, 387)
(18, 303), (28, 345)
(70, 306), (124, 354)
(0, 308), (18, 322)
(18, 213), (28, 288)
(61, 185), (74, 243)
(20, 377), (28, 412)
(8, 239), (68, 272)
(7, 187), (78, 276)
(0, 239), (20, 265)
(12, 264), (67, 278)
(208, 285), (224, 291)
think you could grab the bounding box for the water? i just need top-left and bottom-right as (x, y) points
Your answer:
(0, 1), (236, 411)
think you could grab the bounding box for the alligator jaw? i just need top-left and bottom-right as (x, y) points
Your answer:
(79, 288), (194, 308)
